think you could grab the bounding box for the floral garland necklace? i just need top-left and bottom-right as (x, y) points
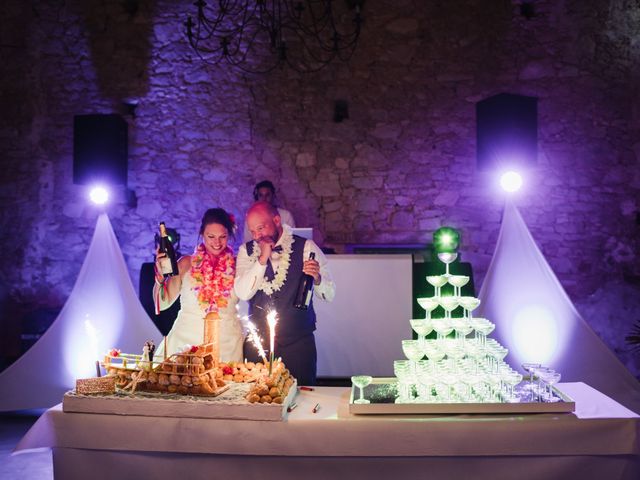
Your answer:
(249, 228), (294, 295)
(190, 244), (235, 315)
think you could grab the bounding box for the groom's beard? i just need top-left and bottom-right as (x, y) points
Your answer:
(258, 233), (279, 245)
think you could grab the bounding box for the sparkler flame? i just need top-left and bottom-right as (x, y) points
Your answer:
(267, 310), (278, 354)
(267, 310), (278, 375)
(246, 319), (267, 363)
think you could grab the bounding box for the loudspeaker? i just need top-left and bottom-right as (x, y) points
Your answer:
(73, 114), (128, 185)
(476, 93), (537, 171)
(333, 100), (349, 123)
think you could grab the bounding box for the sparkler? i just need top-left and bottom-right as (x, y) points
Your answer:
(246, 318), (268, 364)
(267, 310), (278, 375)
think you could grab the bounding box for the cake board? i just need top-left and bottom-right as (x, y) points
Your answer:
(63, 380), (298, 421)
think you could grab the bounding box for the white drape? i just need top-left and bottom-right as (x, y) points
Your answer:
(0, 213), (160, 411)
(478, 200), (640, 413)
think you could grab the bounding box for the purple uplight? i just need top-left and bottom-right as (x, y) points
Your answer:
(89, 185), (109, 205)
(499, 171), (523, 193)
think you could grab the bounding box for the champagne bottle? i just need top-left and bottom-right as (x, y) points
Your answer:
(158, 222), (179, 277)
(293, 252), (316, 310)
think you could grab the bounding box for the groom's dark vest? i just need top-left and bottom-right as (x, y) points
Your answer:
(246, 235), (316, 346)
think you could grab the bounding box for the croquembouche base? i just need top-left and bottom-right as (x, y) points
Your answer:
(102, 342), (229, 397)
(63, 375), (298, 422)
(66, 340), (298, 421)
(62, 364), (297, 421)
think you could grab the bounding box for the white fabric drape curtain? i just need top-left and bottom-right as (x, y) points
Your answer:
(0, 214), (160, 411)
(478, 200), (640, 413)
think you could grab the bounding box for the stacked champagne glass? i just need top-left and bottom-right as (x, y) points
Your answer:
(395, 252), (523, 404)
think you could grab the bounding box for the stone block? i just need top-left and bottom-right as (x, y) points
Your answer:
(353, 215), (373, 231)
(355, 196), (379, 213)
(434, 191), (460, 207)
(370, 123), (401, 140)
(391, 211), (415, 230)
(309, 176), (341, 196)
(418, 218), (441, 231)
(335, 157), (349, 169)
(353, 144), (388, 168)
(351, 176), (383, 189)
(296, 152), (316, 167)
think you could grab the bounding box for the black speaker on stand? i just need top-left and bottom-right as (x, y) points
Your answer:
(476, 93), (538, 171)
(73, 114), (128, 185)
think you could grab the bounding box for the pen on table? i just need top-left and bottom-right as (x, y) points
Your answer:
(299, 386), (314, 391)
(312, 403), (320, 413)
(287, 402), (298, 413)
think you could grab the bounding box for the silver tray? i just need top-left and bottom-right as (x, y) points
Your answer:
(349, 377), (575, 415)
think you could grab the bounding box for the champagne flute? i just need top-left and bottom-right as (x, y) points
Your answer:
(448, 275), (469, 297)
(537, 368), (560, 402)
(521, 362), (541, 400)
(438, 296), (460, 320)
(402, 340), (425, 375)
(351, 375), (373, 404)
(437, 252), (458, 277)
(394, 360), (412, 403)
(410, 319), (433, 345)
(471, 318), (494, 347)
(431, 318), (453, 341)
(417, 297), (439, 320)
(426, 276), (447, 298)
(458, 296), (481, 319)
(545, 371), (562, 402)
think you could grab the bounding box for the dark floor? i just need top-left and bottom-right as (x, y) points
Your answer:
(0, 410), (52, 480)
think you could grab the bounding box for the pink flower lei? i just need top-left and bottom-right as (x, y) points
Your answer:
(190, 244), (235, 314)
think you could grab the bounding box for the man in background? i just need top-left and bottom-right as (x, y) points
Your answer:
(243, 180), (295, 243)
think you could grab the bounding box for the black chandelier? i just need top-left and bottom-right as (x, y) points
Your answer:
(186, 1), (364, 74)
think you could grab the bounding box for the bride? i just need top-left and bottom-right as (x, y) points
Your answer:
(153, 208), (243, 362)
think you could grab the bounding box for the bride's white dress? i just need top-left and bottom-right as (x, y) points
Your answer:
(155, 272), (243, 362)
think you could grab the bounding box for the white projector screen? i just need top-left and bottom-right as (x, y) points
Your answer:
(314, 254), (413, 377)
(237, 254), (413, 378)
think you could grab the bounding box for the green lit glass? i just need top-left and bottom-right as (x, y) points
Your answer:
(433, 226), (460, 253)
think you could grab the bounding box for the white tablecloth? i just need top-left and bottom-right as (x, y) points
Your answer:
(14, 382), (640, 480)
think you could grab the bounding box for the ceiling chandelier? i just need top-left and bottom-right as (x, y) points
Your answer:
(186, 1), (365, 74)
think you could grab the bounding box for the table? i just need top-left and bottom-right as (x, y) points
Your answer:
(14, 382), (640, 480)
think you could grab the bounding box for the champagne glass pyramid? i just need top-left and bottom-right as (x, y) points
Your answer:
(391, 243), (525, 405)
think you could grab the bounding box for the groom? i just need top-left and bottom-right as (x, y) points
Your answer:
(235, 201), (334, 385)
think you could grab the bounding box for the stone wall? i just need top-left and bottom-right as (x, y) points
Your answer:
(1, 0), (639, 375)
